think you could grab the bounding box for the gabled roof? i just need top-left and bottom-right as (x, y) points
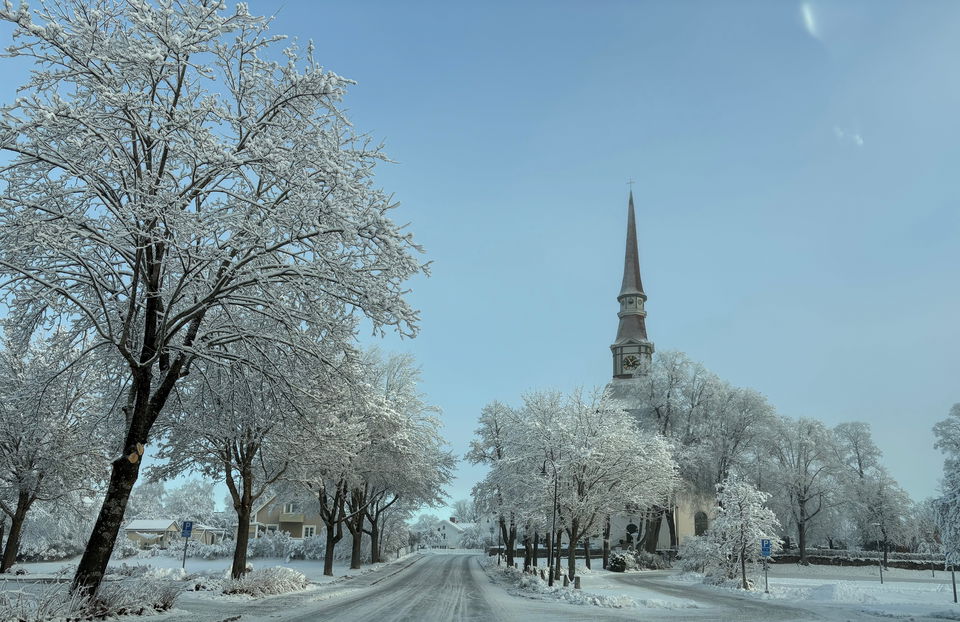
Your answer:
(436, 519), (465, 533)
(125, 519), (179, 531)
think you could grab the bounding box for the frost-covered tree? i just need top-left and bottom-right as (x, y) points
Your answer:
(0, 333), (107, 573)
(768, 417), (837, 563)
(473, 388), (678, 580)
(689, 477), (781, 589)
(162, 480), (216, 525)
(933, 404), (960, 567)
(347, 350), (453, 567)
(0, 0), (423, 594)
(155, 349), (361, 579)
(452, 498), (482, 523)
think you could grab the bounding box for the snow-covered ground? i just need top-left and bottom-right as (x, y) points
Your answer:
(6, 553), (960, 620)
(668, 564), (960, 620)
(1, 552), (413, 584)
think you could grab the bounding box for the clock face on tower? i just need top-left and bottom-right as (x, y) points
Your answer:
(622, 355), (641, 370)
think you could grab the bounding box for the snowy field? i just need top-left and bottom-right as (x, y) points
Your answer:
(669, 564), (960, 620)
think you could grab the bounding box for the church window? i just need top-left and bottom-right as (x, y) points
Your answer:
(694, 511), (708, 536)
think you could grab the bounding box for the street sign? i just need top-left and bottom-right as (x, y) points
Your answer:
(181, 521), (193, 539)
(761, 538), (771, 557)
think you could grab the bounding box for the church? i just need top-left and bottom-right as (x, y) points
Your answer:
(605, 191), (714, 553)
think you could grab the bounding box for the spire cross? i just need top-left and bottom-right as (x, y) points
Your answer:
(627, 178), (635, 189)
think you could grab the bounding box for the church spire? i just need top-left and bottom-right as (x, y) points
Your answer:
(610, 190), (654, 379)
(620, 190), (645, 298)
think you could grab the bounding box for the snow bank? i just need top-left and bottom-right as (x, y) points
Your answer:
(483, 562), (699, 610)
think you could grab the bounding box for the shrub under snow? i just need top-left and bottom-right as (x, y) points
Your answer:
(0, 578), (180, 621)
(222, 566), (309, 597)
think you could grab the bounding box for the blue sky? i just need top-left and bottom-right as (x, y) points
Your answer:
(2, 1), (958, 511)
(271, 0), (955, 508)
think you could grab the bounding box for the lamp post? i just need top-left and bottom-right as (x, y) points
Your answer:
(489, 525), (494, 556)
(497, 515), (502, 566)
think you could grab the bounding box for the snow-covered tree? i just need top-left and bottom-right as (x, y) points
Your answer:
(0, 333), (107, 572)
(933, 404), (960, 567)
(0, 0), (424, 595)
(767, 416), (836, 563)
(690, 477), (781, 589)
(472, 388), (678, 580)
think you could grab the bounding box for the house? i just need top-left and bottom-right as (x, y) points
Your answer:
(123, 519), (181, 549)
(433, 515), (498, 549)
(243, 494), (322, 540)
(433, 518), (465, 548)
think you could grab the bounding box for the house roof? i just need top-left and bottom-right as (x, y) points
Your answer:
(436, 519), (465, 533)
(125, 519), (179, 531)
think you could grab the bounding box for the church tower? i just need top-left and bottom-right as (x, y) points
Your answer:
(610, 191), (654, 379)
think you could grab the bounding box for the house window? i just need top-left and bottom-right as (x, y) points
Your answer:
(303, 526), (316, 538)
(283, 503), (296, 513)
(266, 524), (279, 534)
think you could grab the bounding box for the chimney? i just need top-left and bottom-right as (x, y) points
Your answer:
(450, 516), (457, 523)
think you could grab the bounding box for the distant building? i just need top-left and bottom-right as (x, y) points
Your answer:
(123, 519), (227, 548)
(243, 494), (322, 540)
(123, 519), (180, 549)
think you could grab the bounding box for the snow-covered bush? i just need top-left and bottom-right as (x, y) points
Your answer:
(91, 578), (181, 616)
(677, 535), (723, 574)
(247, 530), (299, 560)
(608, 549), (668, 572)
(17, 540), (85, 563)
(222, 566), (309, 597)
(191, 538), (235, 560)
(608, 552), (635, 572)
(110, 537), (140, 560)
(301, 535), (326, 560)
(0, 578), (180, 621)
(457, 524), (488, 549)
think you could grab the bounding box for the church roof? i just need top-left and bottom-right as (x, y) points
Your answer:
(619, 191), (645, 298)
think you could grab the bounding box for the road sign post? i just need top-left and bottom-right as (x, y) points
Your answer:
(181, 521), (193, 569)
(761, 539), (771, 594)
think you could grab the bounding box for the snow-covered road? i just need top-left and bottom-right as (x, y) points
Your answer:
(163, 554), (956, 621)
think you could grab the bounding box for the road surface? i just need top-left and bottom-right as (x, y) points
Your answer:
(171, 553), (896, 621)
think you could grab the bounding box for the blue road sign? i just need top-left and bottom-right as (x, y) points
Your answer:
(761, 538), (772, 557)
(181, 521), (193, 538)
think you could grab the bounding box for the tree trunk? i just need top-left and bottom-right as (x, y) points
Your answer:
(532, 531), (538, 567)
(369, 520), (380, 564)
(554, 530), (562, 580)
(567, 535), (577, 580)
(602, 516), (610, 569)
(72, 451), (142, 594)
(350, 527), (363, 569)
(584, 537), (591, 570)
(740, 543), (748, 589)
(231, 497), (252, 579)
(323, 522), (342, 576)
(1, 490), (31, 573)
(797, 520), (808, 565)
(643, 514), (662, 554)
(521, 533), (530, 570)
(665, 507), (678, 548)
(883, 537), (889, 569)
(546, 530), (553, 571)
